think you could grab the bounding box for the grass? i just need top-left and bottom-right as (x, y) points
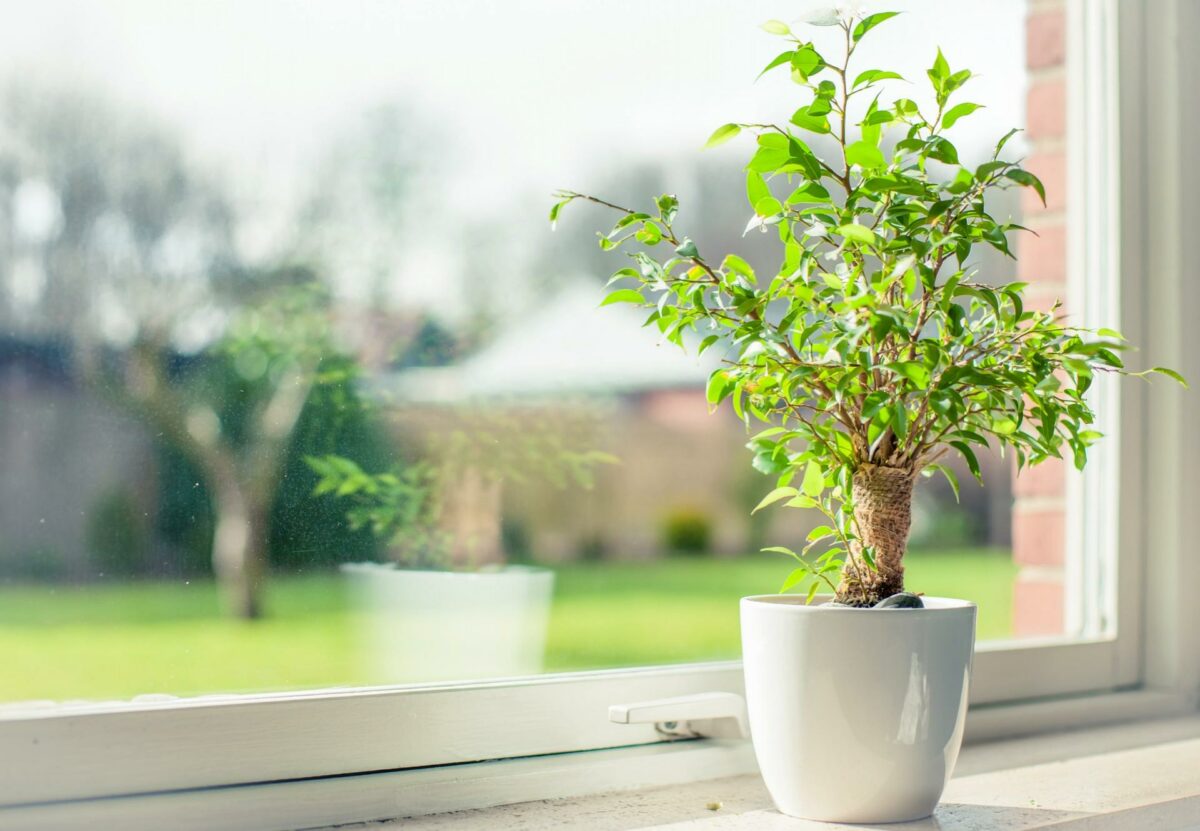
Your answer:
(0, 548), (1015, 702)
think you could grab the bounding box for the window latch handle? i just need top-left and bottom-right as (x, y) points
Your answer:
(608, 691), (748, 740)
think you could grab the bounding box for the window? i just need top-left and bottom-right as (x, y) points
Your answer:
(2, 0), (1196, 824)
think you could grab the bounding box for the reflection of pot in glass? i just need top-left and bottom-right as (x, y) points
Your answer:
(343, 562), (554, 683)
(342, 465), (554, 684)
(308, 405), (616, 684)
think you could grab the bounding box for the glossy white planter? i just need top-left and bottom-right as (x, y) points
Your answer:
(343, 563), (554, 684)
(741, 595), (976, 823)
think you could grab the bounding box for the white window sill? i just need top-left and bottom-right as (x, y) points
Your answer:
(358, 715), (1200, 830)
(9, 701), (1198, 830)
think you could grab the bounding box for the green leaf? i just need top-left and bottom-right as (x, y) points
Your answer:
(930, 389), (958, 417)
(1004, 169), (1047, 206)
(992, 417), (1019, 436)
(864, 111), (896, 130)
(760, 19), (791, 35)
(807, 525), (836, 542)
(868, 407), (890, 448)
(706, 370), (733, 405)
(786, 182), (831, 204)
(862, 391), (889, 419)
(675, 238), (699, 258)
(834, 223), (878, 246)
(600, 289), (644, 307)
(723, 254), (755, 279)
(925, 463), (960, 503)
(1150, 366), (1189, 388)
(790, 46), (823, 82)
(950, 440), (983, 482)
(755, 196), (784, 217)
(845, 140), (886, 169)
(746, 170), (770, 209)
(747, 145), (789, 173)
(548, 200), (568, 229)
(758, 50), (796, 80)
(853, 69), (904, 89)
(754, 486), (799, 514)
(887, 361), (931, 388)
(852, 11), (900, 41)
(929, 48), (950, 84)
(705, 122), (741, 149)
(925, 136), (959, 164)
(806, 582), (820, 604)
(790, 105), (831, 134)
(995, 127), (1021, 155)
(635, 222), (662, 245)
(860, 546), (876, 570)
(801, 461), (825, 497)
(942, 102), (982, 129)
(780, 566), (809, 593)
(655, 194), (678, 223)
(762, 545), (798, 558)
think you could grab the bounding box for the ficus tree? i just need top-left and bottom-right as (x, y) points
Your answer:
(551, 9), (1184, 606)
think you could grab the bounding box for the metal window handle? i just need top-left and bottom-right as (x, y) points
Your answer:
(608, 692), (749, 740)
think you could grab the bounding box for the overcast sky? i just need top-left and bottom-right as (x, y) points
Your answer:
(0, 1), (1027, 311)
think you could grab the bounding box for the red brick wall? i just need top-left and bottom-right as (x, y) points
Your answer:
(1012, 0), (1069, 637)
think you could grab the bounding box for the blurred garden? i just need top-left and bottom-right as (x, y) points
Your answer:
(0, 549), (1014, 702)
(0, 2), (1030, 705)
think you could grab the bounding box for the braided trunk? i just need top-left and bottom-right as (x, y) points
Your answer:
(836, 464), (915, 606)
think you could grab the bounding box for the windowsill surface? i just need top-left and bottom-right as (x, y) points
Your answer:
(347, 716), (1200, 830)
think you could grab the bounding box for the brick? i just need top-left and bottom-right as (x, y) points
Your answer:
(1012, 505), (1066, 567)
(1016, 222), (1067, 284)
(1027, 78), (1067, 141)
(1013, 456), (1066, 499)
(1013, 572), (1065, 637)
(643, 389), (718, 431)
(1021, 152), (1067, 213)
(1010, 0), (1070, 645)
(1027, 10), (1067, 71)
(1021, 287), (1068, 318)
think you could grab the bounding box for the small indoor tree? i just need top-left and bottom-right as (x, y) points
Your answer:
(552, 9), (1183, 606)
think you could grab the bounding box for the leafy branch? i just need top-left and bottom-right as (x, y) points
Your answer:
(551, 9), (1185, 604)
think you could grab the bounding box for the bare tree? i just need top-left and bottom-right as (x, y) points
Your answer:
(0, 84), (352, 617)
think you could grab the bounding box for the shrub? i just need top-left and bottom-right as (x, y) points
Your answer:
(661, 507), (713, 555)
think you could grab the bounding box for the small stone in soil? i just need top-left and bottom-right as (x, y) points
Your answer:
(874, 592), (924, 609)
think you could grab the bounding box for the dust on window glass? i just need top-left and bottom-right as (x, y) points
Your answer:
(0, 0), (1079, 703)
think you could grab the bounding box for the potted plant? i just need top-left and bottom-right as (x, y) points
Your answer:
(307, 407), (614, 684)
(552, 8), (1183, 823)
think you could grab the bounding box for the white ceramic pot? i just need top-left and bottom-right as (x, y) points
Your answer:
(343, 563), (555, 684)
(741, 595), (976, 823)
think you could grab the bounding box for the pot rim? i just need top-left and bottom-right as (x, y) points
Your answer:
(742, 594), (975, 613)
(340, 562), (553, 580)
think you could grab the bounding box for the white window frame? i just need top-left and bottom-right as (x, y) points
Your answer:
(3, 1), (1198, 826)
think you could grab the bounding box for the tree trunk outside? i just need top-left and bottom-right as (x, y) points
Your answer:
(211, 460), (270, 620)
(836, 463), (915, 606)
(440, 467), (504, 569)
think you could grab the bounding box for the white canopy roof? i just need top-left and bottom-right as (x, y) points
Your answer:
(378, 283), (719, 402)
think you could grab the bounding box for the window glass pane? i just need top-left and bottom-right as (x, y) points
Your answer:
(0, 0), (1087, 703)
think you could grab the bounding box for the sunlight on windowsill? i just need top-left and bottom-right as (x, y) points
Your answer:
(360, 716), (1200, 830)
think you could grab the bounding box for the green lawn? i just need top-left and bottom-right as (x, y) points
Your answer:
(0, 549), (1014, 702)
